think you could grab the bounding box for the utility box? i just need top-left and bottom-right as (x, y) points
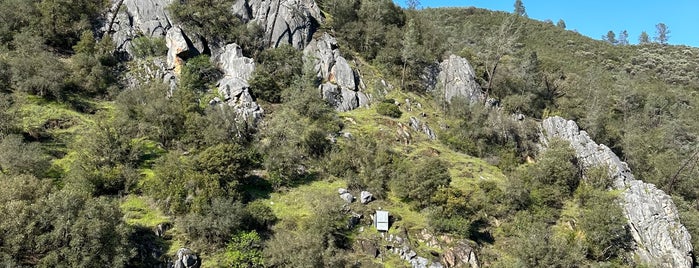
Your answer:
(375, 210), (389, 232)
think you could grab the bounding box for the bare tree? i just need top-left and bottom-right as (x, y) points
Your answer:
(406, 0), (420, 10)
(481, 15), (520, 103)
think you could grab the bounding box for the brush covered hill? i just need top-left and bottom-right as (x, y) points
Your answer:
(0, 0), (698, 267)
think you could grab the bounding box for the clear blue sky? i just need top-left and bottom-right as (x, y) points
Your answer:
(395, 0), (699, 47)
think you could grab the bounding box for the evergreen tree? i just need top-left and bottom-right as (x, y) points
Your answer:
(654, 23), (670, 44)
(639, 31), (650, 44)
(556, 19), (566, 29)
(603, 30), (617, 44)
(513, 0), (526, 17)
(618, 30), (629, 45)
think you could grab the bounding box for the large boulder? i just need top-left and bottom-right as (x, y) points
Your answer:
(360, 191), (373, 204)
(232, 0), (322, 49)
(436, 55), (484, 104)
(172, 248), (201, 268)
(305, 33), (368, 111)
(214, 44), (263, 123)
(540, 116), (693, 268)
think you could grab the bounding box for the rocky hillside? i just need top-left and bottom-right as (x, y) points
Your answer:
(0, 0), (698, 267)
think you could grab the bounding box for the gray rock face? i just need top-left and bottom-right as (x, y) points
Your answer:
(214, 44), (263, 123)
(540, 116), (693, 268)
(173, 248), (200, 268)
(166, 26), (201, 70)
(232, 0), (322, 49)
(305, 33), (368, 111)
(437, 55), (484, 104)
(106, 0), (174, 55)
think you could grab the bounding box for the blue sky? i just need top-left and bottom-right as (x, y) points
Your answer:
(395, 0), (699, 47)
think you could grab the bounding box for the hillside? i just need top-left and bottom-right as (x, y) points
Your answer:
(0, 0), (698, 267)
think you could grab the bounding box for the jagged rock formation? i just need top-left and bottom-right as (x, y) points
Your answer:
(213, 44), (263, 123)
(232, 0), (322, 49)
(435, 55), (484, 104)
(105, 0), (174, 55)
(540, 116), (693, 268)
(304, 33), (369, 112)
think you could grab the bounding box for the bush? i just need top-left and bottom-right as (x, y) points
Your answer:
(376, 102), (402, 118)
(0, 135), (51, 177)
(131, 36), (167, 58)
(179, 197), (247, 247)
(249, 45), (303, 103)
(179, 55), (222, 93)
(224, 231), (264, 268)
(391, 157), (451, 208)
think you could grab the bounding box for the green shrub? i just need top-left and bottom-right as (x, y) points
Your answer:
(376, 102), (402, 118)
(391, 157), (451, 208)
(179, 55), (222, 93)
(131, 36), (167, 58)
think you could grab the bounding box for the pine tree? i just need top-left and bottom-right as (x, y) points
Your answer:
(556, 19), (566, 29)
(654, 23), (670, 45)
(639, 31), (650, 44)
(617, 30), (629, 45)
(514, 0), (526, 17)
(603, 30), (617, 44)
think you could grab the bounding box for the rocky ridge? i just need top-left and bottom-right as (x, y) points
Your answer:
(540, 116), (693, 268)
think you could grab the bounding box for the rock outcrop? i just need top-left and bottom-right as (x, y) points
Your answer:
(232, 0), (322, 49)
(435, 55), (484, 104)
(106, 0), (174, 55)
(213, 44), (263, 123)
(304, 33), (369, 111)
(172, 248), (201, 268)
(540, 116), (693, 268)
(409, 117), (437, 140)
(165, 26), (206, 73)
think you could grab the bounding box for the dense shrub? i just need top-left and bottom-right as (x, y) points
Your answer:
(249, 45), (303, 103)
(391, 157), (451, 208)
(131, 36), (168, 58)
(376, 101), (402, 118)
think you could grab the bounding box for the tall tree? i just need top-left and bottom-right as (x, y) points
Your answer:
(556, 19), (566, 29)
(513, 0), (527, 17)
(603, 30), (617, 44)
(406, 0), (420, 10)
(654, 23), (670, 44)
(639, 31), (650, 44)
(618, 30), (629, 45)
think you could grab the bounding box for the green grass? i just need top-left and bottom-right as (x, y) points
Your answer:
(267, 179), (346, 224)
(120, 195), (170, 227)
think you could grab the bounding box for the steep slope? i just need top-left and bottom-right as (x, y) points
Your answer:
(541, 117), (693, 267)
